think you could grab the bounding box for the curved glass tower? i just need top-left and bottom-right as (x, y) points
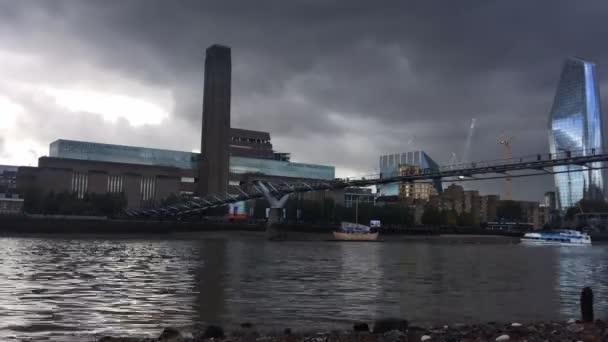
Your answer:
(548, 57), (605, 210)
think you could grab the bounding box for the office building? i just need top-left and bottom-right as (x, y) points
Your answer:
(49, 139), (334, 182)
(463, 190), (480, 221)
(548, 57), (605, 210)
(230, 128), (290, 161)
(428, 185), (500, 225)
(538, 204), (551, 229)
(50, 140), (197, 169)
(378, 151), (442, 196)
(480, 195), (500, 223)
(398, 165), (437, 201)
(426, 184), (546, 229)
(0, 165), (18, 194)
(0, 165), (22, 215)
(28, 137), (335, 209)
(200, 44), (232, 196)
(18, 43), (335, 212)
(519, 201), (542, 230)
(544, 191), (557, 211)
(542, 191), (561, 226)
(430, 183), (465, 214)
(18, 157), (184, 209)
(0, 193), (23, 215)
(328, 187), (375, 208)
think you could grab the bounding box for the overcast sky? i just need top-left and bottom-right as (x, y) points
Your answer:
(1, 0), (608, 201)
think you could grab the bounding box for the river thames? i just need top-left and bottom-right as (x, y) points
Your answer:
(0, 233), (607, 341)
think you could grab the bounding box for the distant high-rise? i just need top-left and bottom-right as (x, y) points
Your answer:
(544, 191), (557, 211)
(199, 44), (232, 196)
(548, 57), (605, 210)
(378, 151), (442, 196)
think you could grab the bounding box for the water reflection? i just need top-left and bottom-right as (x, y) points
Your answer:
(391, 243), (561, 323)
(192, 239), (227, 327)
(0, 235), (607, 341)
(0, 238), (199, 340)
(219, 239), (386, 330)
(556, 246), (608, 318)
(334, 242), (386, 323)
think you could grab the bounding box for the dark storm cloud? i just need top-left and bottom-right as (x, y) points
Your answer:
(2, 0), (608, 199)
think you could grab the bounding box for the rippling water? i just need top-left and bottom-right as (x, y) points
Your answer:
(1, 233), (607, 341)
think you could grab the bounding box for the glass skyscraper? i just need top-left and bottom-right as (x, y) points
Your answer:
(548, 57), (605, 210)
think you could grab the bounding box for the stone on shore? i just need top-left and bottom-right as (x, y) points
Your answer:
(232, 322), (258, 342)
(381, 329), (405, 342)
(95, 319), (608, 342)
(353, 322), (370, 332)
(372, 318), (409, 334)
(158, 327), (181, 341)
(202, 325), (224, 339)
(98, 337), (142, 342)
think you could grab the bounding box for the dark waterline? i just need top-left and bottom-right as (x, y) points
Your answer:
(0, 233), (607, 341)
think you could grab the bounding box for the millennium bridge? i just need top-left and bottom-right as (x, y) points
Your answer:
(125, 148), (608, 219)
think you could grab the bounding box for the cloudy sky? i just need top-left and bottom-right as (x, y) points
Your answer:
(1, 0), (607, 201)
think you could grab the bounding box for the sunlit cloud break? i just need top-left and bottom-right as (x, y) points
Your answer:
(0, 95), (24, 129)
(43, 87), (171, 126)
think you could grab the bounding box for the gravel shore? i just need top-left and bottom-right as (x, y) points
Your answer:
(97, 319), (608, 342)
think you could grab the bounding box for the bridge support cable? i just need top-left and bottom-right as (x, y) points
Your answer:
(235, 187), (249, 197)
(441, 164), (608, 183)
(266, 182), (280, 193)
(255, 181), (289, 209)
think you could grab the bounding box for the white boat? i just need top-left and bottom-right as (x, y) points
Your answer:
(333, 222), (379, 241)
(333, 196), (379, 241)
(520, 230), (592, 246)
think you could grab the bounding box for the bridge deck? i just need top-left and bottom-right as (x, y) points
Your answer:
(126, 149), (608, 217)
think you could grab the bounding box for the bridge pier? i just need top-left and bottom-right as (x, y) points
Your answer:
(256, 181), (289, 240)
(266, 207), (286, 240)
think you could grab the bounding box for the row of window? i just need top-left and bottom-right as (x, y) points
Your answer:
(140, 177), (156, 201)
(380, 152), (425, 169)
(72, 172), (88, 199)
(107, 175), (124, 193)
(344, 195), (375, 202)
(0, 201), (23, 210)
(231, 136), (270, 144)
(525, 236), (572, 242)
(71, 173), (158, 201)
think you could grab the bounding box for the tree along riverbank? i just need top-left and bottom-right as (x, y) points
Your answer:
(0, 215), (533, 237)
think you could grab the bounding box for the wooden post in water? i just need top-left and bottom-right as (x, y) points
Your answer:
(581, 286), (594, 322)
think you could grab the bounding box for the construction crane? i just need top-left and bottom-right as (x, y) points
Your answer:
(498, 134), (513, 200)
(449, 152), (459, 167)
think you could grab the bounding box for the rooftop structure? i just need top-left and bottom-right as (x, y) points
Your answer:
(50, 139), (196, 169)
(48, 139), (334, 181)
